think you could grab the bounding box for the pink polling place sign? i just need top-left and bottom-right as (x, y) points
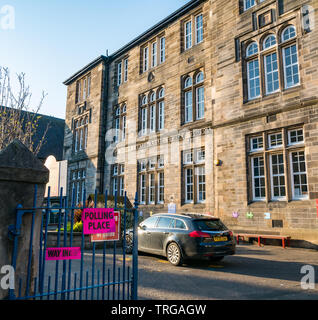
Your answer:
(82, 208), (116, 235)
(46, 247), (81, 261)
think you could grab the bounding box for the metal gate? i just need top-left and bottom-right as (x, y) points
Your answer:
(8, 185), (139, 300)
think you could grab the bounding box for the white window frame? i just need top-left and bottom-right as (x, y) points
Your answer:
(195, 14), (203, 44)
(251, 156), (266, 201)
(160, 37), (165, 64)
(196, 86), (204, 120)
(124, 58), (128, 82)
(244, 0), (256, 11)
(151, 42), (157, 68)
(270, 153), (286, 201)
(288, 128), (304, 146)
(290, 151), (309, 200)
(141, 107), (148, 136)
(149, 173), (155, 204)
(185, 20), (192, 50)
(158, 172), (164, 204)
(184, 151), (193, 164)
(150, 104), (156, 133)
(282, 44), (300, 89)
(247, 59), (261, 100)
(158, 101), (165, 130)
(140, 174), (146, 204)
(185, 168), (194, 203)
(250, 136), (264, 152)
(143, 47), (149, 72)
(196, 166), (206, 203)
(264, 52), (280, 95)
(117, 62), (122, 86)
(185, 90), (193, 123)
(268, 132), (283, 149)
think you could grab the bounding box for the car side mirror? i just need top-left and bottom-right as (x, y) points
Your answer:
(139, 225), (146, 230)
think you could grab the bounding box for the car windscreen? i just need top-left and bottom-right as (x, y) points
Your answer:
(193, 219), (227, 231)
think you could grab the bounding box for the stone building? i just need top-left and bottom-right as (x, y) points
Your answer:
(63, 0), (318, 246)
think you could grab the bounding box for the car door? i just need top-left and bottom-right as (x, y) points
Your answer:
(138, 216), (159, 251)
(150, 217), (174, 253)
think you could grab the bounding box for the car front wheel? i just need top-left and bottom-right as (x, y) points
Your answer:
(166, 242), (183, 266)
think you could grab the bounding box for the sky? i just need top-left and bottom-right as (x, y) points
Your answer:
(0, 0), (187, 119)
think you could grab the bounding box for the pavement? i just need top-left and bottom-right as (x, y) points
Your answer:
(42, 243), (318, 300)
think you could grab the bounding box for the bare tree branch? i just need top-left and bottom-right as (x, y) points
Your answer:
(0, 66), (49, 155)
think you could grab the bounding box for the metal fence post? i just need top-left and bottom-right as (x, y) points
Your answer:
(131, 192), (139, 300)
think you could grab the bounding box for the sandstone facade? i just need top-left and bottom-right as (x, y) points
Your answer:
(63, 0), (318, 246)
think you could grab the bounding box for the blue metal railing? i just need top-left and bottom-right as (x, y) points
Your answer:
(8, 185), (139, 301)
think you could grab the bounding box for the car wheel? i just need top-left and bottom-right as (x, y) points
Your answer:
(124, 234), (133, 254)
(166, 242), (183, 266)
(209, 256), (224, 262)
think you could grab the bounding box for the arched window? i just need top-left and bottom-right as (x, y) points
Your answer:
(158, 88), (165, 99)
(142, 96), (148, 105)
(115, 107), (121, 116)
(184, 76), (192, 89)
(195, 72), (204, 84)
(122, 104), (126, 113)
(263, 35), (276, 50)
(150, 92), (156, 102)
(246, 42), (258, 57)
(281, 25), (296, 42)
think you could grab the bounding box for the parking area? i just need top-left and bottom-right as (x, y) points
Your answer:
(137, 244), (318, 300)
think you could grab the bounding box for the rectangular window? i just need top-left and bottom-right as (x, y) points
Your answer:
(124, 59), (128, 82)
(185, 168), (194, 202)
(158, 172), (164, 203)
(247, 59), (261, 100)
(150, 105), (156, 132)
(196, 166), (206, 203)
(195, 14), (203, 44)
(151, 42), (157, 68)
(149, 173), (155, 204)
(270, 154), (286, 200)
(158, 101), (165, 130)
(288, 129), (304, 145)
(290, 151), (308, 199)
(143, 47), (149, 72)
(112, 178), (118, 196)
(117, 62), (122, 86)
(196, 149), (205, 163)
(83, 78), (87, 100)
(244, 0), (256, 11)
(141, 108), (147, 135)
(121, 115), (126, 141)
(196, 87), (204, 120)
(87, 76), (91, 97)
(252, 156), (266, 200)
(250, 136), (264, 151)
(184, 151), (193, 164)
(140, 175), (146, 204)
(185, 21), (192, 50)
(185, 91), (193, 123)
(160, 37), (166, 63)
(283, 44), (300, 89)
(119, 177), (124, 197)
(264, 53), (279, 94)
(268, 133), (283, 148)
(115, 117), (120, 142)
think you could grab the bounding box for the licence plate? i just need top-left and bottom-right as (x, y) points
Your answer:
(214, 236), (228, 242)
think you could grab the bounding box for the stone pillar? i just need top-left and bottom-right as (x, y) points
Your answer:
(0, 140), (49, 299)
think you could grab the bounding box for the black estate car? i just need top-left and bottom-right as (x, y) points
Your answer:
(125, 213), (236, 266)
